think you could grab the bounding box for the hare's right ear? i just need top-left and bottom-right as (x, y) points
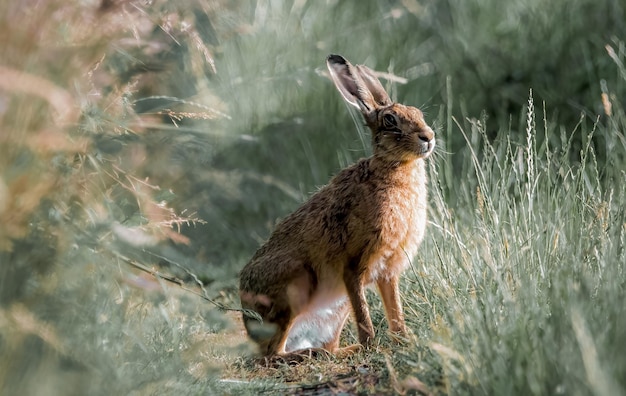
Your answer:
(326, 54), (391, 113)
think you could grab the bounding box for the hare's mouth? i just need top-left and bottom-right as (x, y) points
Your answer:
(417, 139), (436, 158)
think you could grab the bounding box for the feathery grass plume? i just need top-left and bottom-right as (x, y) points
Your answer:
(406, 88), (626, 394)
(0, 0), (242, 394)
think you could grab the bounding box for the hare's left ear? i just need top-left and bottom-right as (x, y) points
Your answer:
(355, 64), (392, 107)
(327, 54), (391, 114)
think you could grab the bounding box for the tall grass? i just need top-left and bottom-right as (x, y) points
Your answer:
(0, 1), (237, 394)
(403, 87), (626, 394)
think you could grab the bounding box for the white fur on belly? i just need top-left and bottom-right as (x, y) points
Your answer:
(284, 295), (348, 352)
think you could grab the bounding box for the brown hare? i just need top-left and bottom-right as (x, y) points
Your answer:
(239, 54), (435, 358)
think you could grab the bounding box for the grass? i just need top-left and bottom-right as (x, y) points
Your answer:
(412, 92), (626, 394)
(1, 0), (625, 395)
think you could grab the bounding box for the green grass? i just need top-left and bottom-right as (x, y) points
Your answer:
(407, 92), (626, 394)
(1, 0), (625, 395)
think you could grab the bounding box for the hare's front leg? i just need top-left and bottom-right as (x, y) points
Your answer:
(377, 274), (408, 337)
(343, 264), (375, 346)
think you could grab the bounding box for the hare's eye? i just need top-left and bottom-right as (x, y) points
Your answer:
(383, 113), (398, 129)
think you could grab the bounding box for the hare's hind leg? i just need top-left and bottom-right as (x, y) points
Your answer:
(241, 268), (316, 355)
(283, 296), (349, 352)
(240, 292), (295, 355)
(323, 300), (363, 357)
(321, 299), (351, 352)
(278, 299), (354, 361)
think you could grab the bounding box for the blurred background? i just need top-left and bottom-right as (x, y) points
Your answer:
(1, 0), (624, 394)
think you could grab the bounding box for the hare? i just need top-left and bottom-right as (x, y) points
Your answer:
(239, 54), (435, 357)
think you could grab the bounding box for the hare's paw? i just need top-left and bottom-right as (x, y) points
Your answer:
(389, 329), (411, 345)
(257, 348), (332, 367)
(334, 344), (363, 358)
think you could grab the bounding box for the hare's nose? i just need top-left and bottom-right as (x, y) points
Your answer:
(418, 127), (435, 142)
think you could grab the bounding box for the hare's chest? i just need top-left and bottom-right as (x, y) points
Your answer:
(382, 181), (426, 241)
(401, 187), (428, 254)
(369, 182), (427, 277)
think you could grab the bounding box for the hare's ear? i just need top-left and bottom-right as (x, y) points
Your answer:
(355, 65), (392, 107)
(327, 54), (381, 113)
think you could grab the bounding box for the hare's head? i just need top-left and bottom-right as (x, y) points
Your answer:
(327, 54), (435, 163)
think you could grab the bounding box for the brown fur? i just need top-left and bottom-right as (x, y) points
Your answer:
(239, 54), (435, 357)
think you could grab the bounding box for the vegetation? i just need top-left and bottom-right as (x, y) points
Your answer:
(1, 0), (624, 394)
